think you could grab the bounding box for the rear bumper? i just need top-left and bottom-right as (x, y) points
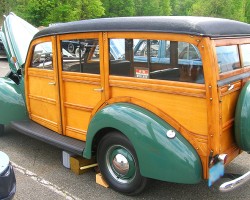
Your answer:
(219, 171), (250, 192)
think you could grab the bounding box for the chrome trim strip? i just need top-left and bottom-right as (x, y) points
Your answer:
(218, 72), (250, 87)
(219, 171), (250, 192)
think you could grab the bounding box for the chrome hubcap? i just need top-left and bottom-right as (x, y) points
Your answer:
(112, 154), (129, 175)
(106, 145), (136, 184)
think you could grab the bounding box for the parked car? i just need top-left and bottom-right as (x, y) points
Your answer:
(1, 13), (250, 195)
(0, 40), (6, 58)
(0, 151), (16, 200)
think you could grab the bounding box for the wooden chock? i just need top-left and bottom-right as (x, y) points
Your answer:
(70, 156), (96, 175)
(96, 173), (109, 188)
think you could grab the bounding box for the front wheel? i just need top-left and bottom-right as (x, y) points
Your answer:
(97, 131), (148, 195)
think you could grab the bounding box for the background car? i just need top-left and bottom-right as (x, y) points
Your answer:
(0, 151), (16, 200)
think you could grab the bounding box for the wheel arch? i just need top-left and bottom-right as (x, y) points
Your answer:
(83, 103), (202, 184)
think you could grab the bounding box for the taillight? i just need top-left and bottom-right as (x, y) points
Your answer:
(217, 154), (228, 164)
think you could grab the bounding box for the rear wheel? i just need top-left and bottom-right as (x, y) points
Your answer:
(97, 131), (148, 195)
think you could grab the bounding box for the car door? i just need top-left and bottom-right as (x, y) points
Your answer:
(25, 36), (62, 133)
(57, 33), (105, 141)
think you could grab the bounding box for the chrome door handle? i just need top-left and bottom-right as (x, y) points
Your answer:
(94, 87), (103, 92)
(48, 82), (56, 85)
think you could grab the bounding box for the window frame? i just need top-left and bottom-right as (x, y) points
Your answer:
(213, 37), (250, 80)
(108, 34), (204, 84)
(56, 32), (102, 75)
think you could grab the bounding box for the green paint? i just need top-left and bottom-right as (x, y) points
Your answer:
(84, 103), (202, 184)
(0, 77), (28, 125)
(235, 81), (250, 152)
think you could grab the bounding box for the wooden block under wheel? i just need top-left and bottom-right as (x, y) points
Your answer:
(96, 173), (109, 188)
(70, 156), (96, 175)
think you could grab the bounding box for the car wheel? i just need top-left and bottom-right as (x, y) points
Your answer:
(68, 43), (74, 53)
(97, 131), (148, 195)
(0, 124), (4, 136)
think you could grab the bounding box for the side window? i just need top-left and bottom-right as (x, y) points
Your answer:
(178, 42), (200, 60)
(216, 45), (240, 73)
(61, 39), (100, 74)
(241, 44), (250, 67)
(31, 42), (53, 69)
(134, 40), (163, 63)
(109, 38), (204, 83)
(178, 42), (203, 83)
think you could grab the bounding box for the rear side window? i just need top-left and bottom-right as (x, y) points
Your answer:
(216, 45), (240, 73)
(241, 44), (250, 67)
(109, 38), (204, 84)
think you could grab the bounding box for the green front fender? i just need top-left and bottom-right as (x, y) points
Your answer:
(84, 103), (202, 184)
(0, 77), (28, 125)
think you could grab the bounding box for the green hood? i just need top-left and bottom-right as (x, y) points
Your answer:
(2, 13), (38, 71)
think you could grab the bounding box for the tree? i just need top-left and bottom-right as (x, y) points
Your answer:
(159, 0), (171, 16)
(135, 0), (171, 16)
(4, 0), (104, 26)
(102, 0), (135, 17)
(46, 0), (77, 24)
(244, 0), (250, 23)
(1, 0), (249, 26)
(140, 0), (161, 16)
(18, 0), (55, 26)
(170, 0), (196, 16)
(73, 0), (104, 20)
(189, 0), (246, 22)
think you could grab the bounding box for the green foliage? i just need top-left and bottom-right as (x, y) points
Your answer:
(0, 0), (250, 26)
(160, 0), (171, 16)
(171, 0), (194, 16)
(102, 0), (135, 17)
(189, 0), (247, 22)
(0, 0), (104, 26)
(73, 0), (104, 19)
(245, 0), (250, 23)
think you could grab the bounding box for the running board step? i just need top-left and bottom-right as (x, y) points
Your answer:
(10, 120), (85, 155)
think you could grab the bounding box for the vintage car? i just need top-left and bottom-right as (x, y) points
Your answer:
(0, 151), (16, 200)
(0, 40), (6, 58)
(1, 13), (250, 195)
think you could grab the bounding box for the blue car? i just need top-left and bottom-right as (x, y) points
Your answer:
(0, 151), (16, 200)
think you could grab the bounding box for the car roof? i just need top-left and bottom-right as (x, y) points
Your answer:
(34, 16), (250, 39)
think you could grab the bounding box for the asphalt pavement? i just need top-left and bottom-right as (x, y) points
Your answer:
(0, 126), (249, 200)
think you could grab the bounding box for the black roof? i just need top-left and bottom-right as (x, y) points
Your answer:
(34, 16), (250, 39)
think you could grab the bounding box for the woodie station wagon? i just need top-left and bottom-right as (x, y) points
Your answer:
(1, 13), (250, 195)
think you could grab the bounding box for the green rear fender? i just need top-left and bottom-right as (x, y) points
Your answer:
(235, 81), (250, 152)
(84, 103), (202, 184)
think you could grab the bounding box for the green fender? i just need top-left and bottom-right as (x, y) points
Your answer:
(84, 103), (202, 184)
(0, 77), (28, 125)
(235, 81), (250, 152)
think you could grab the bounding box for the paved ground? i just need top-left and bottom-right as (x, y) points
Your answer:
(0, 126), (249, 200)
